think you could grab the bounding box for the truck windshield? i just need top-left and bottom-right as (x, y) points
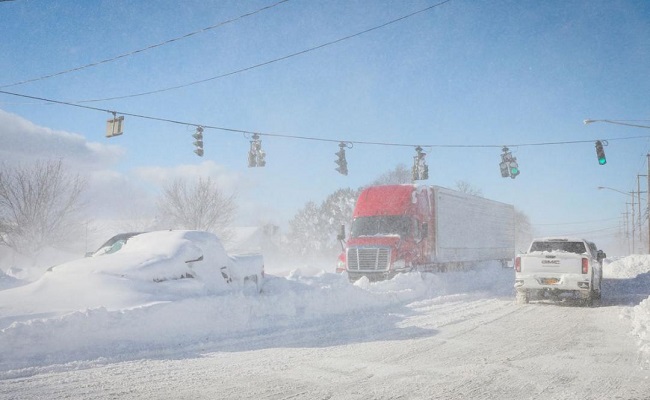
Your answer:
(350, 216), (411, 238)
(530, 241), (587, 254)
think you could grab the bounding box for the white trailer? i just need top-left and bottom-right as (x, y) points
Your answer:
(429, 186), (515, 267)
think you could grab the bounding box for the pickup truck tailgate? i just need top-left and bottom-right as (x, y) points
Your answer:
(520, 252), (585, 274)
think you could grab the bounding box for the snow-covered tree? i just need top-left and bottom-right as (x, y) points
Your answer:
(286, 201), (324, 257)
(286, 188), (359, 258)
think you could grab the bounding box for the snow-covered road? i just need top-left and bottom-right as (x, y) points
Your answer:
(2, 296), (648, 399)
(1, 258), (650, 399)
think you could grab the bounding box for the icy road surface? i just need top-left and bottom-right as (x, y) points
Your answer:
(1, 259), (650, 399)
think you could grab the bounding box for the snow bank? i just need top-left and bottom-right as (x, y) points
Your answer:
(4, 254), (649, 377)
(604, 255), (650, 357)
(0, 269), (23, 291)
(0, 262), (512, 377)
(603, 255), (650, 279)
(632, 297), (650, 355)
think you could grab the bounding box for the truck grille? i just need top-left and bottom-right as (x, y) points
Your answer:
(347, 247), (390, 271)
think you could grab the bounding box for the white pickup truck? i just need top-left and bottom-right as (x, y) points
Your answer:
(514, 238), (606, 306)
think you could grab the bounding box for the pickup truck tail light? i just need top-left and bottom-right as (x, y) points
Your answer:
(582, 258), (588, 274)
(515, 257), (521, 272)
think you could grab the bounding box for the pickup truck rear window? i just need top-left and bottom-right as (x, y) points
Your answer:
(529, 241), (587, 254)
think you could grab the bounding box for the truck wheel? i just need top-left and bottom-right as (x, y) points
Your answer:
(585, 272), (600, 307)
(594, 280), (602, 300)
(516, 290), (529, 304)
(583, 285), (596, 307)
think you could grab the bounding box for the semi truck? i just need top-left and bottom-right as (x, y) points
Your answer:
(337, 184), (515, 281)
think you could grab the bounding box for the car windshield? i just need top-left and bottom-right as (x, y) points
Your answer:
(350, 215), (411, 238)
(530, 241), (587, 254)
(91, 232), (143, 256)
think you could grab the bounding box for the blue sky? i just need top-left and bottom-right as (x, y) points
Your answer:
(1, 0), (649, 254)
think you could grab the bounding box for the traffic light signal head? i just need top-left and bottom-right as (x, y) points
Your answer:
(499, 161), (509, 177)
(193, 126), (204, 157)
(412, 146), (428, 181)
(335, 142), (348, 175)
(500, 147), (520, 179)
(248, 134), (266, 167)
(595, 140), (607, 165)
(509, 160), (520, 179)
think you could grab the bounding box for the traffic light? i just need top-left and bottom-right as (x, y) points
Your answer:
(509, 160), (520, 179)
(335, 142), (348, 175)
(193, 126), (204, 157)
(500, 147), (520, 179)
(499, 160), (510, 177)
(248, 134), (266, 167)
(105, 114), (124, 138)
(595, 140), (606, 165)
(412, 146), (428, 181)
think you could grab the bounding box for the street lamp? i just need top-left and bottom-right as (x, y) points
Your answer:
(597, 186), (637, 253)
(584, 119), (650, 129)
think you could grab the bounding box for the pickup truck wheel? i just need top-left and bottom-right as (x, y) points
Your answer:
(516, 290), (529, 304)
(583, 285), (597, 307)
(594, 281), (602, 300)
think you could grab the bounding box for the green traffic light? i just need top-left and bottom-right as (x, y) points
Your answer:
(598, 157), (606, 165)
(511, 167), (519, 174)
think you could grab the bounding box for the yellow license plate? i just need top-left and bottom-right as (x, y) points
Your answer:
(541, 278), (559, 285)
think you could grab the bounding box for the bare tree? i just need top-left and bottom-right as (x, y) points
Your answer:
(371, 164), (412, 186)
(156, 177), (236, 242)
(0, 160), (86, 255)
(454, 180), (483, 197)
(514, 208), (533, 252)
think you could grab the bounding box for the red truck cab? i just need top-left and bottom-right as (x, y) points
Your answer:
(340, 185), (432, 281)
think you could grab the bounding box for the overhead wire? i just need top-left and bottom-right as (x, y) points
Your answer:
(2, 88), (650, 149)
(555, 225), (620, 236)
(0, 0), (291, 89)
(532, 217), (622, 226)
(71, 0), (454, 103)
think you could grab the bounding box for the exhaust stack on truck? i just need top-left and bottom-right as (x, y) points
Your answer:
(338, 184), (515, 281)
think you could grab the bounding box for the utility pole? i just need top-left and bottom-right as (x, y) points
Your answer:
(623, 210), (631, 254)
(639, 174), (648, 252)
(628, 195), (635, 254)
(647, 153), (650, 253)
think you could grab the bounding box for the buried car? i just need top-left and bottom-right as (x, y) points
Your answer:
(0, 230), (265, 325)
(49, 230), (265, 291)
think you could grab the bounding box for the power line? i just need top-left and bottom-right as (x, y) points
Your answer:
(532, 217), (622, 226)
(0, 0), (290, 89)
(555, 225), (620, 236)
(73, 0), (454, 103)
(3, 89), (650, 150)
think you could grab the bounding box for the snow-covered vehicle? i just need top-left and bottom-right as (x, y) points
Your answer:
(50, 230), (265, 291)
(514, 237), (606, 306)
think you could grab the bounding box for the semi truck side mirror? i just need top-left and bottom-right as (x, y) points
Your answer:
(337, 224), (346, 241)
(421, 223), (428, 238)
